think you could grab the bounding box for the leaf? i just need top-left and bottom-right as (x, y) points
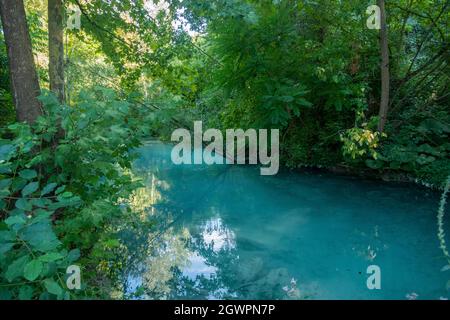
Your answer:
(22, 182), (39, 197)
(19, 169), (37, 180)
(0, 178), (12, 190)
(44, 279), (63, 296)
(41, 183), (58, 196)
(0, 242), (14, 255)
(39, 252), (64, 262)
(0, 163), (12, 174)
(11, 177), (27, 193)
(21, 221), (60, 252)
(15, 198), (32, 211)
(0, 230), (15, 242)
(0, 144), (15, 161)
(30, 198), (49, 208)
(67, 249), (80, 262)
(24, 260), (43, 281)
(54, 185), (66, 195)
(0, 189), (9, 199)
(18, 286), (34, 300)
(5, 215), (25, 227)
(5, 255), (30, 282)
(296, 98), (313, 107)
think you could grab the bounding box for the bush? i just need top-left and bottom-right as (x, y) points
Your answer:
(0, 87), (151, 299)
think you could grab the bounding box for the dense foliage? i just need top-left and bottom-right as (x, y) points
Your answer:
(0, 88), (152, 299)
(0, 0), (448, 299)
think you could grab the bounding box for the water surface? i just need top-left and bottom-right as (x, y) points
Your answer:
(118, 141), (449, 300)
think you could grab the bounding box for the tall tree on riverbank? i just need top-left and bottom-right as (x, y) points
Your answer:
(0, 0), (42, 124)
(377, 0), (390, 133)
(48, 0), (65, 103)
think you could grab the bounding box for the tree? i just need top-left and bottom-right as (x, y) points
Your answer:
(377, 0), (390, 133)
(48, 0), (65, 103)
(0, 0), (42, 124)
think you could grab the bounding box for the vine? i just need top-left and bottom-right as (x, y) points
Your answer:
(437, 175), (450, 265)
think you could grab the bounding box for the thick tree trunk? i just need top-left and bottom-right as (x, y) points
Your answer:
(377, 0), (390, 133)
(48, 0), (65, 103)
(0, 0), (42, 124)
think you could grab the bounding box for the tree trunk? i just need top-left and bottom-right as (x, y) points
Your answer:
(377, 0), (390, 133)
(48, 0), (65, 103)
(0, 0), (42, 124)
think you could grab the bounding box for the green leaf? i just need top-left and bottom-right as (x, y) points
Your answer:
(0, 242), (14, 255)
(0, 230), (15, 242)
(55, 185), (66, 195)
(67, 249), (80, 262)
(0, 144), (15, 161)
(39, 252), (64, 262)
(18, 285), (34, 300)
(44, 278), (63, 296)
(24, 259), (43, 281)
(30, 198), (49, 208)
(41, 183), (58, 196)
(5, 255), (30, 282)
(0, 178), (12, 190)
(5, 215), (26, 227)
(11, 177), (27, 193)
(19, 169), (37, 180)
(15, 198), (32, 211)
(0, 189), (9, 199)
(22, 182), (39, 197)
(21, 221), (60, 252)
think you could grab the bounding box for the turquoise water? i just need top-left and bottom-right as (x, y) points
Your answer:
(119, 141), (450, 300)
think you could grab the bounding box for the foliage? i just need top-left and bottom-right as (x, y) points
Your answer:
(0, 0), (449, 300)
(0, 88), (152, 299)
(0, 34), (15, 127)
(170, 0), (449, 186)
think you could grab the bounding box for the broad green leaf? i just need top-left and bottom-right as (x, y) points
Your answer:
(0, 230), (15, 242)
(11, 177), (27, 193)
(0, 242), (14, 255)
(19, 169), (37, 180)
(41, 183), (58, 196)
(44, 279), (63, 296)
(22, 181), (39, 197)
(5, 215), (25, 227)
(67, 249), (80, 262)
(39, 252), (64, 262)
(0, 189), (9, 199)
(30, 198), (50, 208)
(0, 144), (15, 161)
(0, 163), (12, 174)
(15, 198), (32, 211)
(5, 255), (30, 282)
(21, 221), (60, 252)
(18, 286), (34, 300)
(24, 259), (43, 281)
(0, 178), (12, 190)
(0, 199), (6, 210)
(55, 185), (66, 195)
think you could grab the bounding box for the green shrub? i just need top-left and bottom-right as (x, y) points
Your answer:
(0, 87), (151, 299)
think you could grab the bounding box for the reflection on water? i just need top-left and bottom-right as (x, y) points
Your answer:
(116, 140), (450, 300)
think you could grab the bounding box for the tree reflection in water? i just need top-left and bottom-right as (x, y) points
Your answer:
(114, 141), (303, 300)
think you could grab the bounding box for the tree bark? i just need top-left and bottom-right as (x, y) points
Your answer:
(377, 0), (390, 133)
(0, 0), (42, 124)
(48, 0), (65, 103)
